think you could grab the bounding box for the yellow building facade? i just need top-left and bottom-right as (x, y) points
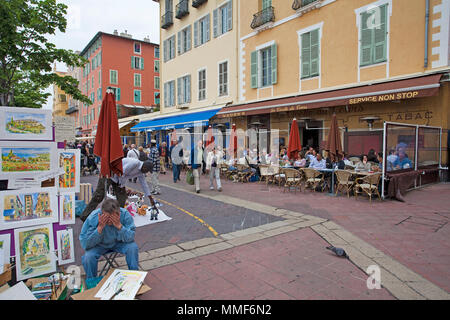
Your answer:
(52, 70), (69, 118)
(215, 0), (449, 165)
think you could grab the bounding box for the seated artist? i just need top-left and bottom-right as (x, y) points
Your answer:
(79, 199), (139, 279)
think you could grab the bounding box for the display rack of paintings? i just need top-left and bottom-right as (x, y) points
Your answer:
(0, 141), (58, 180)
(57, 149), (80, 193)
(56, 229), (75, 265)
(58, 192), (75, 225)
(14, 224), (56, 281)
(0, 187), (59, 231)
(0, 107), (53, 141)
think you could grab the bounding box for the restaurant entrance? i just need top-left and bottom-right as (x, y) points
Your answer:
(298, 120), (322, 150)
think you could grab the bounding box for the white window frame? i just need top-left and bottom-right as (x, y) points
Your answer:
(134, 42), (142, 55)
(134, 73), (141, 87)
(134, 89), (142, 104)
(155, 60), (160, 73)
(177, 74), (191, 105)
(297, 22), (323, 91)
(164, 80), (176, 107)
(133, 56), (143, 70)
(255, 40), (275, 89)
(110, 70), (118, 85)
(355, 0), (392, 82)
(218, 60), (229, 97)
(155, 76), (160, 90)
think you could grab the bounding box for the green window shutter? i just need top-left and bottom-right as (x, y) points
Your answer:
(251, 50), (258, 88)
(310, 29), (320, 76)
(186, 26), (192, 51)
(187, 75), (191, 103)
(164, 83), (168, 106)
(301, 33), (311, 78)
(141, 57), (144, 70)
(374, 4), (387, 63)
(360, 11), (373, 66)
(131, 56), (135, 69)
(194, 21), (199, 47)
(117, 88), (121, 101)
(163, 40), (168, 62)
(177, 77), (182, 104)
(262, 0), (271, 10)
(177, 31), (181, 54)
(227, 1), (233, 32)
(271, 43), (277, 85)
(213, 9), (218, 38)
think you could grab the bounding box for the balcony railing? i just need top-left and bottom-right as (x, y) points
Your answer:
(161, 11), (173, 29)
(176, 0), (189, 19)
(250, 6), (275, 30)
(65, 106), (79, 115)
(292, 0), (323, 12)
(192, 0), (207, 8)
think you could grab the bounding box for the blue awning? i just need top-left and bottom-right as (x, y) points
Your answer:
(130, 107), (223, 132)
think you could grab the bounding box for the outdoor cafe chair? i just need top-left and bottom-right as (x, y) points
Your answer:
(353, 172), (382, 202)
(235, 164), (253, 183)
(219, 163), (230, 178)
(273, 167), (286, 187)
(349, 157), (361, 165)
(302, 168), (324, 192)
(282, 168), (302, 193)
(335, 170), (355, 198)
(259, 164), (273, 185)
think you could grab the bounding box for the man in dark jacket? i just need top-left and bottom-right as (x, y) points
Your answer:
(189, 140), (204, 193)
(170, 138), (183, 183)
(158, 141), (169, 175)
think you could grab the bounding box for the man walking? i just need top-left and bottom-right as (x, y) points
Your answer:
(170, 138), (183, 183)
(189, 140), (204, 193)
(159, 141), (169, 175)
(80, 157), (158, 222)
(206, 145), (223, 192)
(149, 139), (161, 195)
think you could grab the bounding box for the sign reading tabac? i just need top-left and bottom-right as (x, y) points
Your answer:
(348, 91), (420, 105)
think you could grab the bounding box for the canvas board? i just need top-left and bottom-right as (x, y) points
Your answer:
(0, 281), (37, 300)
(0, 106), (53, 141)
(14, 224), (56, 281)
(0, 187), (58, 231)
(94, 269), (147, 300)
(57, 149), (80, 193)
(59, 192), (76, 225)
(0, 141), (58, 180)
(56, 229), (75, 265)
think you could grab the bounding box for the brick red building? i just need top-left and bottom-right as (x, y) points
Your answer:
(79, 30), (160, 137)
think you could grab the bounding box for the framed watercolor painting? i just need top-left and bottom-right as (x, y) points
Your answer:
(57, 149), (80, 193)
(59, 192), (75, 225)
(56, 229), (75, 265)
(0, 187), (58, 231)
(14, 224), (56, 281)
(0, 106), (53, 141)
(0, 141), (58, 180)
(0, 234), (11, 271)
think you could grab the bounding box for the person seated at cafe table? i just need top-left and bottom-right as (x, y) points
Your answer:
(305, 148), (317, 163)
(309, 153), (327, 169)
(355, 155), (372, 171)
(294, 154), (307, 168)
(393, 147), (412, 170)
(335, 154), (346, 170)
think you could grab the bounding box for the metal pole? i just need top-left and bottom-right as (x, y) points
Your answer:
(415, 125), (419, 188)
(381, 121), (386, 199)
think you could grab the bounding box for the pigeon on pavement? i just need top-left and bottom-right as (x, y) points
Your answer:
(326, 246), (349, 259)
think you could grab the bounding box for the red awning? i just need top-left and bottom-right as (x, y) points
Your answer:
(217, 74), (442, 118)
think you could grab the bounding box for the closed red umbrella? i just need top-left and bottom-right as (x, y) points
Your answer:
(228, 123), (237, 158)
(94, 91), (123, 178)
(205, 125), (214, 148)
(325, 113), (343, 162)
(287, 118), (302, 160)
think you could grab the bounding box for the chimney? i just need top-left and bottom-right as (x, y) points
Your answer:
(113, 29), (118, 35)
(120, 30), (132, 38)
(144, 36), (150, 42)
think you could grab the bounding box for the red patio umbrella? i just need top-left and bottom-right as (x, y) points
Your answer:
(94, 91), (123, 178)
(228, 123), (237, 158)
(325, 113), (343, 162)
(205, 125), (215, 149)
(287, 118), (302, 160)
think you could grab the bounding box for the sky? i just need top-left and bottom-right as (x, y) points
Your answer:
(43, 0), (161, 109)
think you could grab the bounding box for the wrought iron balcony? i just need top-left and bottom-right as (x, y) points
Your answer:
(250, 6), (275, 30)
(176, 0), (189, 19)
(192, 0), (207, 8)
(161, 11), (173, 29)
(292, 0), (323, 13)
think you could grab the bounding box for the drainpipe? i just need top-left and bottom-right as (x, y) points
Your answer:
(424, 0), (430, 68)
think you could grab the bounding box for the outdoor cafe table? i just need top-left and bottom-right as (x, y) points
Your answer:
(317, 168), (337, 195)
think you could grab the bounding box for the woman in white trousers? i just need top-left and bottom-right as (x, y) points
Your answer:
(206, 146), (223, 192)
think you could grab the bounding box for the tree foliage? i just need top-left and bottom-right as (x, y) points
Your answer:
(0, 0), (91, 108)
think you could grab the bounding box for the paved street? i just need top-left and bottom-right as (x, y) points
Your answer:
(75, 171), (450, 300)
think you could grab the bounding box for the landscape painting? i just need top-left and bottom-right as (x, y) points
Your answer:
(0, 141), (58, 179)
(14, 224), (56, 281)
(58, 149), (80, 193)
(0, 107), (53, 141)
(59, 192), (75, 225)
(0, 234), (11, 271)
(56, 229), (75, 265)
(0, 187), (58, 230)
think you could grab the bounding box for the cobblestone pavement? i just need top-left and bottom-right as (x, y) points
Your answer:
(76, 171), (450, 300)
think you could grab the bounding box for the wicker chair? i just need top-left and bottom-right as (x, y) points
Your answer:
(273, 167), (286, 187)
(282, 168), (302, 193)
(219, 163), (229, 178)
(302, 168), (324, 192)
(259, 164), (272, 185)
(235, 164), (253, 183)
(265, 165), (280, 186)
(353, 172), (382, 202)
(349, 157), (361, 165)
(335, 170), (355, 197)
